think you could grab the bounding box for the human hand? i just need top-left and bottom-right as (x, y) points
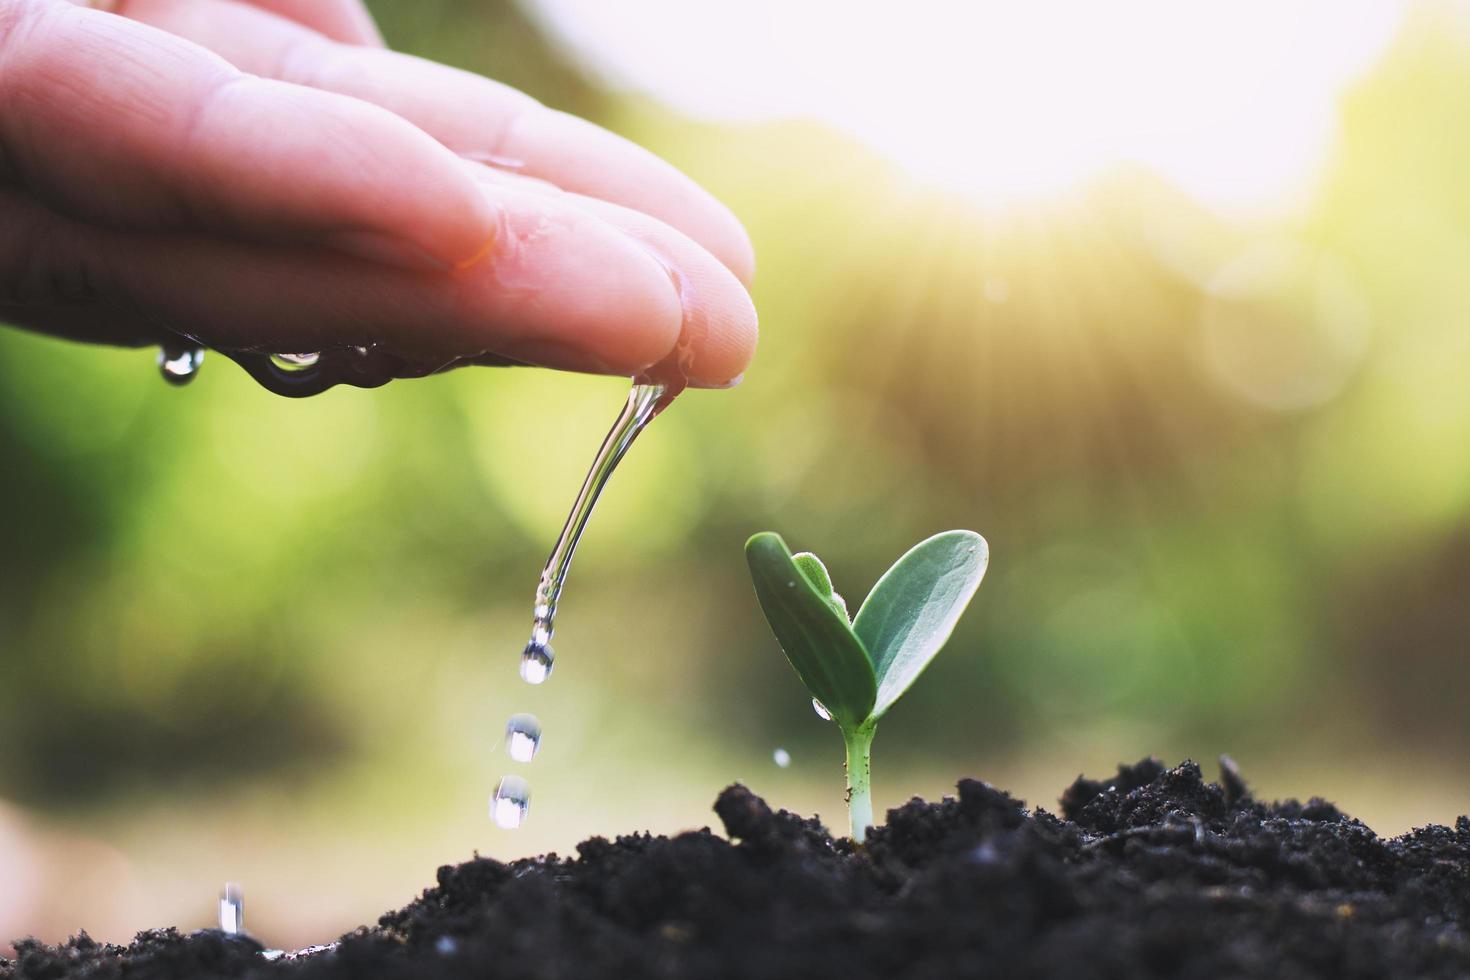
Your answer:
(0, 0), (757, 389)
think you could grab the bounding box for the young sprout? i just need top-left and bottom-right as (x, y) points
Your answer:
(744, 530), (988, 843)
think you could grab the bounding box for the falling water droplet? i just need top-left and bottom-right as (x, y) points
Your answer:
(811, 698), (833, 721)
(491, 774), (531, 829)
(159, 345), (204, 385)
(219, 882), (243, 936)
(269, 352), (321, 372)
(773, 748), (792, 768)
(504, 713), (543, 763)
(520, 637), (554, 685)
(497, 380), (678, 828)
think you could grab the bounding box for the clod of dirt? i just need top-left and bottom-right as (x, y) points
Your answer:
(7, 758), (1470, 979)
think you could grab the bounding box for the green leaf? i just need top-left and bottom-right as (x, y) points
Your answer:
(792, 551), (834, 595)
(853, 530), (988, 719)
(745, 533), (876, 728)
(793, 551), (849, 621)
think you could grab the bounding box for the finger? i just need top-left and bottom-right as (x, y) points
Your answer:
(116, 0), (758, 285)
(235, 0), (382, 47)
(465, 165), (757, 388)
(0, 303), (160, 347)
(0, 2), (496, 270)
(0, 183), (694, 380)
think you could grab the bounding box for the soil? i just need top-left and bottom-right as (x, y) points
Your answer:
(6, 758), (1470, 980)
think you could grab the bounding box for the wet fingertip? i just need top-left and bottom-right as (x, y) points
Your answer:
(690, 372), (746, 390)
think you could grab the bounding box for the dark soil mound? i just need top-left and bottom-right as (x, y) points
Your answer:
(7, 758), (1470, 979)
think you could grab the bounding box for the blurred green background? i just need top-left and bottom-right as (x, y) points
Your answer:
(5, 0), (1470, 953)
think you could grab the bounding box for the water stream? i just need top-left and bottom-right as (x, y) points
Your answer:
(491, 380), (675, 828)
(152, 341), (679, 833)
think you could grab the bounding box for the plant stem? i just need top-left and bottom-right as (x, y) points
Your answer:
(843, 724), (876, 844)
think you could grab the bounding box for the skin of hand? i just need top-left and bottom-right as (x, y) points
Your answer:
(0, 0), (757, 388)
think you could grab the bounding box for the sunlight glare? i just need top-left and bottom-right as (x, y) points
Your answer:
(530, 0), (1405, 212)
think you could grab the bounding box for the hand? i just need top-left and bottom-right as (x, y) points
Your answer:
(0, 0), (757, 388)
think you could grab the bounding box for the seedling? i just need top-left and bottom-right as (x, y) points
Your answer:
(745, 530), (988, 843)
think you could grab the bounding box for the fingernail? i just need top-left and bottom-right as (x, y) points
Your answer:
(324, 231), (451, 272)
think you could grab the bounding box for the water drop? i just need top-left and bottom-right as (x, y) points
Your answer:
(520, 639), (554, 685)
(219, 882), (243, 936)
(504, 713), (542, 763)
(159, 345), (204, 385)
(773, 748), (792, 768)
(296, 944), (338, 958)
(811, 698), (833, 721)
(269, 352), (321, 372)
(491, 774), (531, 829)
(262, 943), (339, 962)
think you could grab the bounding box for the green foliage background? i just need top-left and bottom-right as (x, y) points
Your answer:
(4, 0), (1470, 949)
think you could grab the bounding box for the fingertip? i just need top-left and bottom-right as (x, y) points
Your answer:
(556, 194), (758, 389)
(711, 205), (757, 289)
(343, 3), (385, 47)
(686, 279), (758, 388)
(452, 231), (498, 272)
(462, 185), (684, 376)
(459, 164), (758, 386)
(522, 109), (759, 287)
